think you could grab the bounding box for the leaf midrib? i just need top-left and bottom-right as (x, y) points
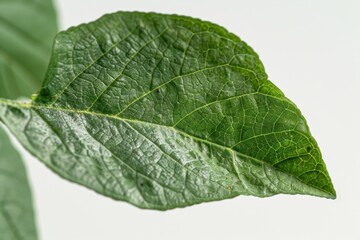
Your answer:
(0, 97), (333, 198)
(0, 96), (309, 168)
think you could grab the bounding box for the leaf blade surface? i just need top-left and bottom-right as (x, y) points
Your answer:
(0, 12), (336, 209)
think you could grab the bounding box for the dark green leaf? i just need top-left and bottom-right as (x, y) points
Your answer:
(0, 125), (38, 239)
(0, 12), (336, 210)
(0, 0), (58, 99)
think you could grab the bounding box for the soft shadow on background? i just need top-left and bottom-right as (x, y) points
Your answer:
(13, 0), (359, 239)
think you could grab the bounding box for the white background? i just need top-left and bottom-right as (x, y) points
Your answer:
(14, 0), (360, 239)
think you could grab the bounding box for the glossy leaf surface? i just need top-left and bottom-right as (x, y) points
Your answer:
(0, 0), (57, 99)
(0, 12), (336, 210)
(0, 126), (38, 239)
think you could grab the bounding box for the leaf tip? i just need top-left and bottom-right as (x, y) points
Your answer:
(327, 187), (337, 200)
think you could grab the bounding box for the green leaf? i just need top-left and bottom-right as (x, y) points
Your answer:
(0, 12), (336, 210)
(0, 0), (58, 99)
(0, 125), (38, 239)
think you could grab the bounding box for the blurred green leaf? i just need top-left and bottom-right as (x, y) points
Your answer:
(0, 0), (58, 99)
(0, 125), (38, 240)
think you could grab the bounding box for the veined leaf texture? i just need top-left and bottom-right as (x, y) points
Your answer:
(0, 12), (335, 210)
